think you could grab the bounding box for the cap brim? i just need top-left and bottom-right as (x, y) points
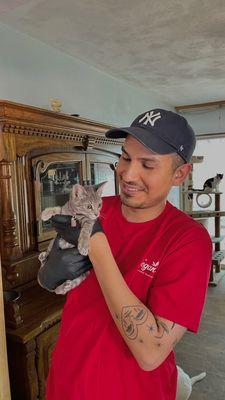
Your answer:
(105, 126), (178, 156)
(105, 127), (130, 139)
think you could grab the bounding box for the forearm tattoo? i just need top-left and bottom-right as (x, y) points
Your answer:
(120, 304), (177, 345)
(151, 318), (176, 340)
(121, 304), (148, 340)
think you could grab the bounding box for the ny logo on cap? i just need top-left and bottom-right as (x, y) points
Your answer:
(139, 111), (161, 127)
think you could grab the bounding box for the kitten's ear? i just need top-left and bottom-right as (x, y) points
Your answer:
(93, 181), (107, 196)
(70, 184), (87, 199)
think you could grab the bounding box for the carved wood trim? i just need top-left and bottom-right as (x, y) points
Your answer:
(0, 100), (114, 132)
(0, 161), (22, 265)
(36, 322), (60, 400)
(1, 123), (122, 158)
(2, 122), (84, 142)
(0, 100), (118, 152)
(16, 156), (30, 253)
(0, 100), (123, 160)
(0, 130), (16, 162)
(24, 339), (39, 400)
(0, 257), (11, 400)
(7, 339), (39, 400)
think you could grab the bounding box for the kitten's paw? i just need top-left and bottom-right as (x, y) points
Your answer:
(59, 238), (74, 249)
(78, 244), (88, 256)
(54, 280), (73, 295)
(38, 251), (48, 263)
(41, 207), (61, 221)
(54, 273), (89, 295)
(71, 216), (77, 227)
(77, 236), (89, 255)
(41, 209), (54, 221)
(69, 273), (89, 289)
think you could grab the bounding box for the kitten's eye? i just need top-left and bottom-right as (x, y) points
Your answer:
(87, 204), (92, 209)
(98, 204), (101, 208)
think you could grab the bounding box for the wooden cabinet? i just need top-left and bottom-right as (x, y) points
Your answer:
(0, 255), (11, 400)
(36, 323), (61, 400)
(33, 151), (118, 246)
(6, 286), (63, 400)
(0, 100), (122, 399)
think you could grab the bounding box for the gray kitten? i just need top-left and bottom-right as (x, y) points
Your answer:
(38, 181), (106, 294)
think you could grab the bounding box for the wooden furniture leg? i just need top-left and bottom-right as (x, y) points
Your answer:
(7, 339), (38, 400)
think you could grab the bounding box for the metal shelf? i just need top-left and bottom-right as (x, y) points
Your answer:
(212, 250), (225, 266)
(187, 210), (225, 218)
(211, 236), (225, 243)
(191, 155), (204, 164)
(182, 190), (222, 194)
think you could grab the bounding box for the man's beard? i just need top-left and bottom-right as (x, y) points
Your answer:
(120, 191), (166, 210)
(120, 192), (149, 209)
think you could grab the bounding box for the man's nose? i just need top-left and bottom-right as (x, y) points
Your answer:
(121, 161), (139, 181)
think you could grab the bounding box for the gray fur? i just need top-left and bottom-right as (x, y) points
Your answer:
(38, 181), (106, 294)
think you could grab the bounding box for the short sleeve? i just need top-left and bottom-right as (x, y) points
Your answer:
(148, 227), (212, 332)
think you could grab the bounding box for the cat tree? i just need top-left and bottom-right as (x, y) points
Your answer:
(182, 156), (225, 286)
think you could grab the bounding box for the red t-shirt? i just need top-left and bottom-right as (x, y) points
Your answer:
(46, 196), (212, 400)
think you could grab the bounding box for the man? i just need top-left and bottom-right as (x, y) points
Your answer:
(46, 109), (212, 400)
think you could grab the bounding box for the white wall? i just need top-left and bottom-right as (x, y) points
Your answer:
(0, 22), (170, 126)
(179, 108), (225, 135)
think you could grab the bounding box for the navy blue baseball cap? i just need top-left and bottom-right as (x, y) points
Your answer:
(105, 109), (196, 163)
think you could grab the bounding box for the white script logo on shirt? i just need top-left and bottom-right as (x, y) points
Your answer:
(138, 260), (160, 278)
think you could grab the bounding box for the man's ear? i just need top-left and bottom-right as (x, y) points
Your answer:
(173, 163), (192, 186)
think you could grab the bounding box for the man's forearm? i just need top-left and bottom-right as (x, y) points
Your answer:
(89, 233), (186, 371)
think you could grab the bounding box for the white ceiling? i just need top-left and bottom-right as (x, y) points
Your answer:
(1, 0), (225, 106)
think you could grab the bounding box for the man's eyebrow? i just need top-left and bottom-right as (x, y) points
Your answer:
(121, 146), (159, 163)
(121, 146), (129, 155)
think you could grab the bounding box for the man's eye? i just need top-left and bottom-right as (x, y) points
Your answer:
(143, 164), (154, 170)
(122, 155), (130, 161)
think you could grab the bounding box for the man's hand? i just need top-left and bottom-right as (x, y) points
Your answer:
(38, 235), (92, 291)
(51, 215), (104, 245)
(51, 215), (80, 245)
(38, 216), (104, 292)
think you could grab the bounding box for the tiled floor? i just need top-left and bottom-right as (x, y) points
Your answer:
(175, 273), (225, 400)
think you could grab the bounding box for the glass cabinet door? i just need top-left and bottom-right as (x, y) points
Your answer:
(86, 153), (119, 196)
(32, 153), (86, 242)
